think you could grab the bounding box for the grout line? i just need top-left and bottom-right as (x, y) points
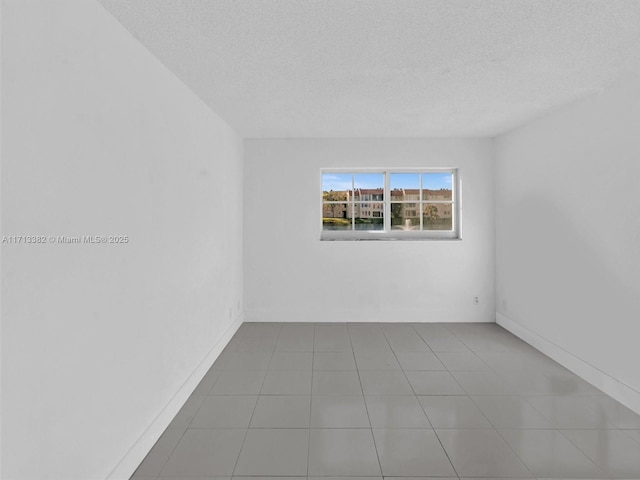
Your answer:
(307, 322), (316, 477)
(230, 323), (281, 477)
(408, 323), (440, 356)
(125, 317), (244, 479)
(346, 323), (384, 478)
(426, 325), (492, 397)
(138, 322), (637, 479)
(136, 420), (187, 478)
(438, 325), (538, 479)
(141, 336), (246, 478)
(379, 325), (460, 479)
(443, 324), (554, 429)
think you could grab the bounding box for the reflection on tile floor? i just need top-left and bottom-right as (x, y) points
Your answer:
(130, 322), (640, 480)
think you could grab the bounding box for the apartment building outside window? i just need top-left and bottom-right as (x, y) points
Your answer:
(321, 169), (460, 240)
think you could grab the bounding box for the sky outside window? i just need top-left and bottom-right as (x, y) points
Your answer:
(422, 173), (452, 190)
(323, 172), (452, 191)
(390, 173), (419, 190)
(354, 173), (383, 190)
(322, 173), (353, 192)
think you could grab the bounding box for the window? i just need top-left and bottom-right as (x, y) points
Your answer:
(321, 169), (459, 240)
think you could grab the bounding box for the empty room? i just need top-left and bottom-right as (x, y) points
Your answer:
(2, 0), (640, 479)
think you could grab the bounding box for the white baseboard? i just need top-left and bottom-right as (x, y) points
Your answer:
(244, 309), (494, 324)
(496, 312), (640, 415)
(106, 314), (243, 480)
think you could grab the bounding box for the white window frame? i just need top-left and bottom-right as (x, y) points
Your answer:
(320, 168), (461, 241)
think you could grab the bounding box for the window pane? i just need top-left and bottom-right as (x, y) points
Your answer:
(354, 173), (384, 201)
(422, 173), (453, 200)
(391, 203), (419, 230)
(390, 173), (419, 190)
(322, 190), (349, 202)
(323, 202), (351, 230)
(322, 173), (352, 201)
(422, 203), (453, 230)
(353, 203), (384, 230)
(323, 202), (349, 218)
(390, 174), (420, 203)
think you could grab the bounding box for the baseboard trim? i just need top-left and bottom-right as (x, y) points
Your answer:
(496, 312), (640, 415)
(244, 310), (495, 324)
(106, 314), (243, 480)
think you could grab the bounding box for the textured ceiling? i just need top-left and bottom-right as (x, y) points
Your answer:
(98, 0), (640, 138)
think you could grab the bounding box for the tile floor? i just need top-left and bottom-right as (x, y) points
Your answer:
(131, 323), (640, 480)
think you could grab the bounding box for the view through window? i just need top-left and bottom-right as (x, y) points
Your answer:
(321, 169), (459, 240)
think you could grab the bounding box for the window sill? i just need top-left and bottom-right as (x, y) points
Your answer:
(320, 232), (461, 241)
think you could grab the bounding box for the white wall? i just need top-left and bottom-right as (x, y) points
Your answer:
(494, 73), (640, 413)
(244, 139), (494, 323)
(1, 1), (243, 478)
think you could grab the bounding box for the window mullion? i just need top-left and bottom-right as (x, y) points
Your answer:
(419, 173), (424, 231)
(351, 174), (355, 230)
(384, 171), (391, 232)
